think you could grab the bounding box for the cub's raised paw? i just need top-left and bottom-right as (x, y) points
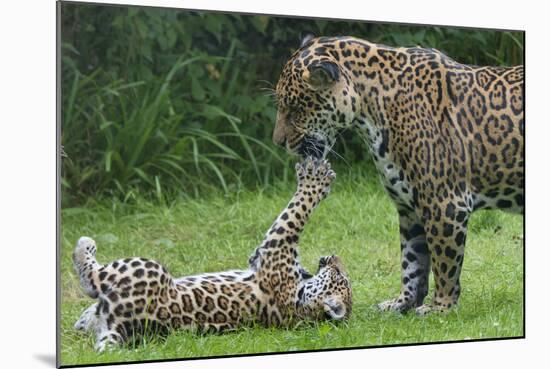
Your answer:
(295, 157), (336, 193)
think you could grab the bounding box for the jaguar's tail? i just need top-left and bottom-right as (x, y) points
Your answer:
(73, 236), (102, 298)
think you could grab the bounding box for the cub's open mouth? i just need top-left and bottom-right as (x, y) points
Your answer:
(297, 136), (325, 159)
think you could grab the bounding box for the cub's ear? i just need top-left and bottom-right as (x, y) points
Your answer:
(299, 32), (315, 47)
(327, 255), (346, 274)
(303, 60), (340, 90)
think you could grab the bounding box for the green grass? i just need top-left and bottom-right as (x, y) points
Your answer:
(59, 168), (523, 366)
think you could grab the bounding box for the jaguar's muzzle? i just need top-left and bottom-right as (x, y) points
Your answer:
(297, 136), (326, 159)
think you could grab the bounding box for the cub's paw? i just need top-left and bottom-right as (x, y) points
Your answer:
(73, 236), (98, 267)
(95, 332), (122, 353)
(295, 157), (336, 197)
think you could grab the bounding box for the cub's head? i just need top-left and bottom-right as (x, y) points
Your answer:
(273, 35), (360, 159)
(298, 255), (352, 321)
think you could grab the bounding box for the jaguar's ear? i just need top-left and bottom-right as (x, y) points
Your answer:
(303, 60), (340, 90)
(299, 32), (315, 48)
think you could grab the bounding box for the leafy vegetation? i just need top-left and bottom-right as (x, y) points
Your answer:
(60, 168), (523, 366)
(60, 3), (524, 205)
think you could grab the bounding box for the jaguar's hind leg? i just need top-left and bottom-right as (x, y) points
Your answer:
(416, 203), (470, 315)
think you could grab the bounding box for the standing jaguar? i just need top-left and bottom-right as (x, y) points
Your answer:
(73, 158), (352, 351)
(273, 35), (524, 314)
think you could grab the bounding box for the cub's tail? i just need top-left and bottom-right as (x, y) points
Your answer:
(73, 236), (102, 298)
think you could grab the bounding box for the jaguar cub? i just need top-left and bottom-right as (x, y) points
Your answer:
(73, 158), (351, 352)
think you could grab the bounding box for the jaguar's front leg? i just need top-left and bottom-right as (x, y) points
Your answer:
(378, 206), (430, 313)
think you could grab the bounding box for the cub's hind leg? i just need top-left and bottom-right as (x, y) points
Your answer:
(93, 297), (125, 352)
(74, 303), (99, 333)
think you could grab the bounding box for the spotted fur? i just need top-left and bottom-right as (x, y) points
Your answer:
(73, 158), (352, 351)
(273, 36), (523, 314)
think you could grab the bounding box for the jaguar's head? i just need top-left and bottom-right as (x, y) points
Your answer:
(273, 35), (360, 159)
(298, 255), (352, 321)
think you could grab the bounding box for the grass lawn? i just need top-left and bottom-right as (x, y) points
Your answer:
(59, 167), (524, 366)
